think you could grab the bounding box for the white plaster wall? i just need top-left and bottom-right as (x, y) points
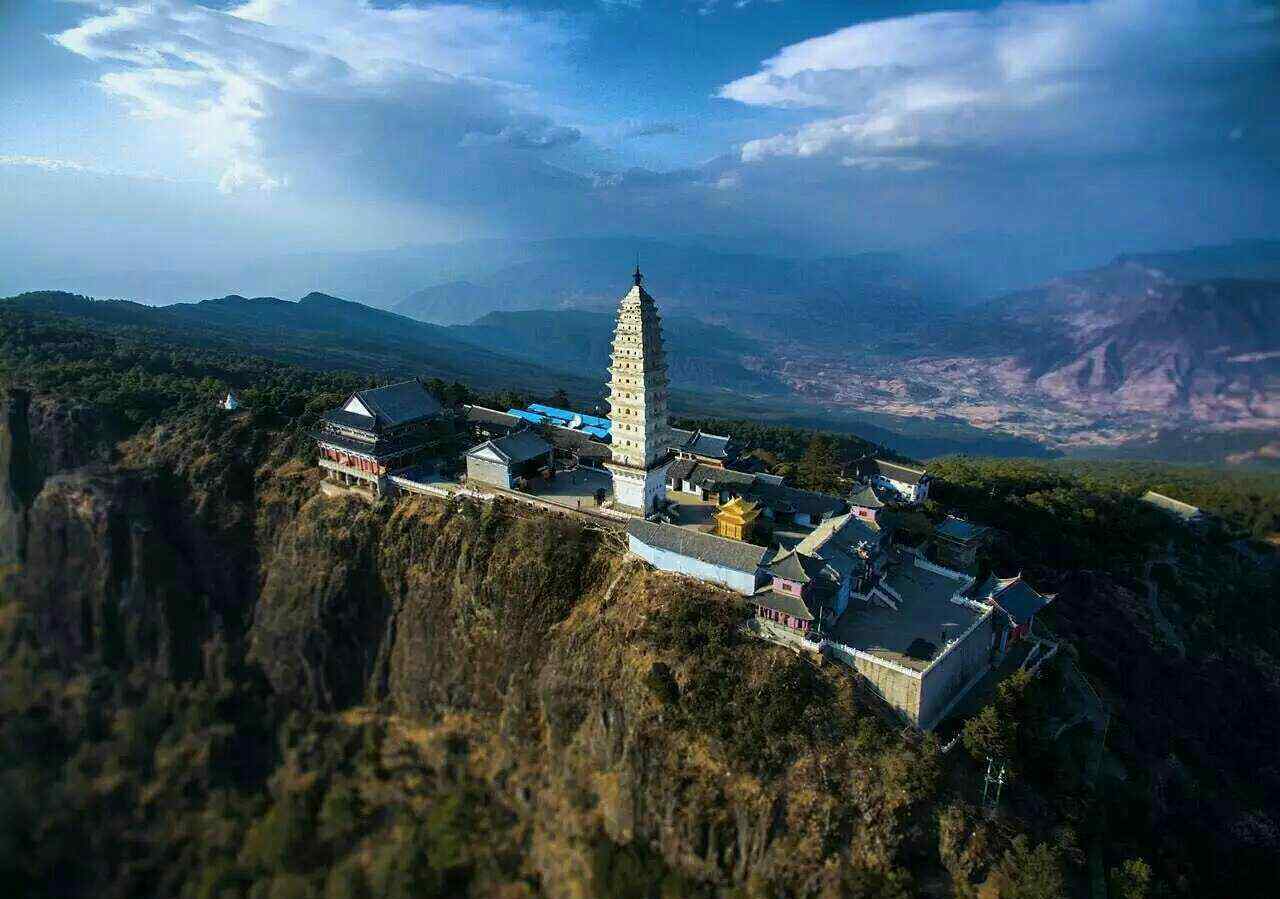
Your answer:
(628, 535), (758, 594)
(918, 610), (995, 729)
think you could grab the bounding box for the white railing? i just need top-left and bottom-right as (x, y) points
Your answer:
(318, 457), (377, 480)
(913, 555), (970, 581)
(820, 638), (923, 679)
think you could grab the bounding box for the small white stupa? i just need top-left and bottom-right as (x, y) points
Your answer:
(220, 391), (241, 411)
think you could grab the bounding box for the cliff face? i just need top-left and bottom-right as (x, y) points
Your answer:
(0, 391), (942, 896)
(0, 389), (118, 567)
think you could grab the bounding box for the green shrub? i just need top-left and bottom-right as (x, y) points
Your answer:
(317, 783), (363, 847)
(267, 874), (316, 899)
(1109, 858), (1152, 899)
(323, 858), (370, 899)
(240, 795), (316, 874)
(978, 837), (1065, 899)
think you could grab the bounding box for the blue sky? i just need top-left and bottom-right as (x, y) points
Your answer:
(1, 0), (1278, 293)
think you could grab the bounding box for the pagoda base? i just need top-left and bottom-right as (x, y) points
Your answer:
(606, 457), (672, 516)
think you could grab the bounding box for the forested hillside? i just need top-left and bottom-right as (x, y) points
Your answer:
(1, 301), (1278, 897)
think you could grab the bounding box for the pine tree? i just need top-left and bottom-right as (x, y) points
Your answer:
(799, 435), (841, 494)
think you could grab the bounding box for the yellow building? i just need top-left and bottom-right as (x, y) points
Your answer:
(714, 496), (761, 542)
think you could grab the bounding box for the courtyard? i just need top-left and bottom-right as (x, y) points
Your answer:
(830, 553), (983, 671)
(524, 465), (614, 513)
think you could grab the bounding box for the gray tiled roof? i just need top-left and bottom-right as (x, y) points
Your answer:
(690, 464), (755, 490)
(330, 380), (443, 431)
(468, 431), (551, 465)
(671, 428), (734, 461)
(797, 511), (880, 554)
(766, 549), (827, 584)
(626, 519), (767, 574)
(322, 408), (378, 431)
(546, 427), (612, 460)
(465, 405), (521, 431)
(492, 431), (552, 464)
(690, 465), (846, 519)
(748, 481), (847, 518)
(667, 458), (698, 483)
(872, 458), (927, 486)
(848, 483), (886, 509)
(935, 516), (989, 542)
(358, 380), (443, 426)
(977, 574), (1053, 625)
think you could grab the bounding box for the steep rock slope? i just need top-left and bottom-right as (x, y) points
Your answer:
(2, 396), (947, 896)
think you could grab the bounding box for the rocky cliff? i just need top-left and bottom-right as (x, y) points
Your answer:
(0, 390), (951, 897)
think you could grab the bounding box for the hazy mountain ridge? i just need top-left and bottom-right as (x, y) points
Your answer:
(979, 266), (1280, 426)
(452, 308), (790, 397)
(0, 290), (589, 395)
(6, 235), (1278, 462)
(1114, 238), (1280, 282)
(390, 238), (960, 327)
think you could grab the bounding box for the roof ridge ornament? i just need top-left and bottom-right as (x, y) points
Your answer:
(633, 263), (643, 287)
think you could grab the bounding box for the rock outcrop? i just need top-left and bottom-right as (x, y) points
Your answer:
(1, 392), (940, 895)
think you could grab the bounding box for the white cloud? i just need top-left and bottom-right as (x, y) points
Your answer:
(722, 0), (1280, 168)
(0, 153), (181, 182)
(54, 1), (575, 193)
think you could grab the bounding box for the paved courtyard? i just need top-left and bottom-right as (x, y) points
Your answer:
(831, 556), (981, 671)
(666, 495), (719, 530)
(526, 466), (613, 512)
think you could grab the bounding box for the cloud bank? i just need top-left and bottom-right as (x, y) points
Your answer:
(721, 0), (1280, 171)
(55, 0), (578, 194)
(26, 0), (1280, 291)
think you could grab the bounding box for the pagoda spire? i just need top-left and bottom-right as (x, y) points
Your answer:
(605, 266), (672, 515)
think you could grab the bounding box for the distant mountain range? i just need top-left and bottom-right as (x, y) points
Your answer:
(389, 238), (960, 328)
(10, 237), (970, 317)
(2, 290), (588, 396)
(969, 262), (1280, 428)
(451, 309), (790, 397)
(4, 237), (1277, 464)
(0, 288), (1051, 459)
(1114, 239), (1280, 282)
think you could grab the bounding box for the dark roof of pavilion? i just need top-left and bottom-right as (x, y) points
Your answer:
(848, 483), (886, 509)
(670, 428), (734, 461)
(976, 574), (1053, 626)
(935, 516), (990, 542)
(766, 549), (827, 585)
(464, 404), (522, 431)
(325, 380), (443, 432)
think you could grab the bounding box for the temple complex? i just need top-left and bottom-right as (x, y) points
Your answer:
(604, 267), (674, 514)
(299, 265), (1055, 733)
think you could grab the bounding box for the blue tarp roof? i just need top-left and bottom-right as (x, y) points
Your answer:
(581, 425), (610, 439)
(507, 409), (546, 424)
(528, 403), (575, 421)
(522, 404), (611, 433)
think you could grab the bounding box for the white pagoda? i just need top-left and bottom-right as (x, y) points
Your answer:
(605, 267), (673, 515)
